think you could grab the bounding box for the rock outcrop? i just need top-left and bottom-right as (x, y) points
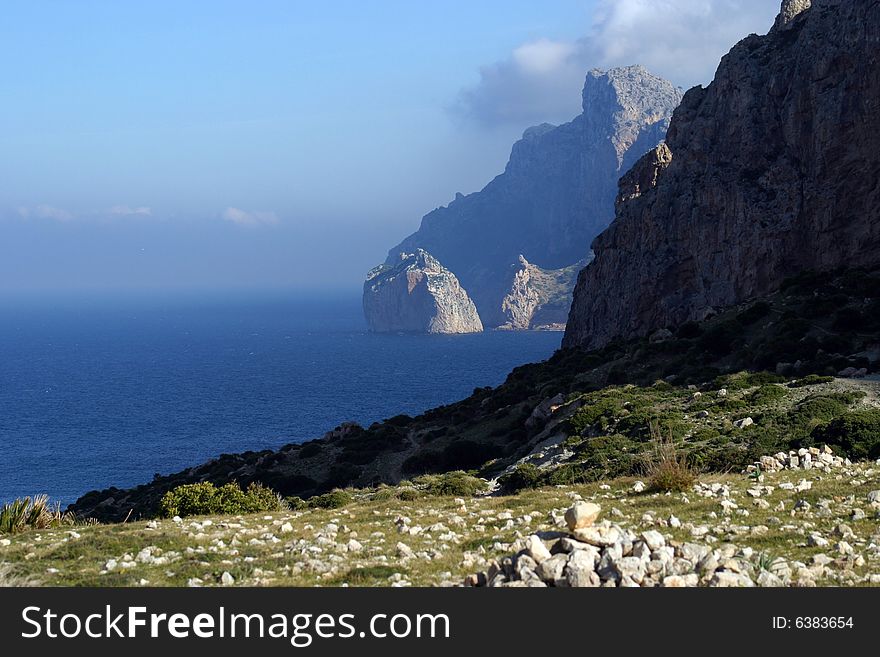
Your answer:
(365, 66), (682, 332)
(564, 0), (880, 350)
(363, 249), (483, 334)
(497, 255), (592, 331)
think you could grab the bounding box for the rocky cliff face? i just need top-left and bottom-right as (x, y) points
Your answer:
(565, 0), (880, 350)
(365, 66), (682, 332)
(363, 249), (483, 334)
(498, 255), (592, 331)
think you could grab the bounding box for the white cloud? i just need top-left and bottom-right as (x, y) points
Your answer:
(108, 205), (152, 217)
(453, 0), (780, 126)
(17, 205), (75, 222)
(222, 207), (280, 227)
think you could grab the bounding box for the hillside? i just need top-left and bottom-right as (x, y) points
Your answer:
(4, 455), (879, 587)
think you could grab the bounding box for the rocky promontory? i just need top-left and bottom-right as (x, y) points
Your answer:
(565, 0), (880, 350)
(363, 249), (483, 334)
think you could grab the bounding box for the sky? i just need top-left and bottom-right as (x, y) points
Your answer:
(0, 0), (779, 295)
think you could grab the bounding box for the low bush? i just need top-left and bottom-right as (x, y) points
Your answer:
(789, 375), (835, 388)
(414, 471), (487, 497)
(159, 482), (284, 518)
(812, 410), (880, 460)
(499, 463), (542, 493)
(308, 489), (352, 509)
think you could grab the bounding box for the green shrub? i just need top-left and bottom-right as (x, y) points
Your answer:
(749, 384), (787, 405)
(308, 489), (352, 509)
(159, 482), (284, 518)
(812, 410), (880, 460)
(414, 471), (487, 497)
(789, 375), (835, 388)
(499, 463), (542, 492)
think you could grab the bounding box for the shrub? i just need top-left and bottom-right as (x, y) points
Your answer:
(749, 384), (787, 405)
(812, 410), (880, 460)
(159, 482), (284, 518)
(789, 375), (835, 388)
(643, 422), (697, 493)
(308, 489), (352, 509)
(499, 463), (542, 492)
(0, 495), (72, 535)
(414, 471), (487, 497)
(737, 301), (771, 325)
(298, 442), (322, 459)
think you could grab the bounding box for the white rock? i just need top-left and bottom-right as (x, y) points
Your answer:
(525, 535), (552, 564)
(734, 417), (754, 429)
(280, 522), (294, 534)
(641, 530), (666, 551)
(564, 502), (602, 531)
(632, 481), (646, 493)
(395, 542), (415, 559)
(220, 571), (235, 586)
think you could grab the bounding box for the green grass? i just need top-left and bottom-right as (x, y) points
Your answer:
(2, 459), (878, 587)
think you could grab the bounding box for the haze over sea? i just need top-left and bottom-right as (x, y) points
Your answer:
(0, 292), (560, 505)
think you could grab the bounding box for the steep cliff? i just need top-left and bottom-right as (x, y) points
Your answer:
(565, 0), (880, 350)
(498, 255), (592, 331)
(365, 66), (682, 331)
(363, 249), (483, 334)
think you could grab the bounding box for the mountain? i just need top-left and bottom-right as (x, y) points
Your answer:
(362, 249), (483, 334)
(564, 0), (880, 350)
(365, 66), (682, 332)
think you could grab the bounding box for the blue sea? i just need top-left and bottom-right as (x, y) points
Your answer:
(0, 292), (561, 505)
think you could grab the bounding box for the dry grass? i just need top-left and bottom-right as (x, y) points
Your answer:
(643, 421), (698, 492)
(0, 564), (40, 587)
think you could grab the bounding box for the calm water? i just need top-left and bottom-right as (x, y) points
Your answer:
(0, 292), (560, 504)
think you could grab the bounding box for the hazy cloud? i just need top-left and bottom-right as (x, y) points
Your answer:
(453, 0), (779, 127)
(222, 207), (280, 227)
(17, 205), (75, 222)
(109, 205), (152, 217)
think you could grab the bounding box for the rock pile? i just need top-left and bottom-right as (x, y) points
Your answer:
(749, 445), (849, 475)
(467, 501), (822, 588)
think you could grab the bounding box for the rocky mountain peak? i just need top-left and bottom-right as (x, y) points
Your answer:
(774, 0), (812, 30)
(366, 66), (681, 332)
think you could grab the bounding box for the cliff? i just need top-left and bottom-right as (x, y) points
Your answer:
(363, 249), (483, 334)
(497, 255), (592, 331)
(564, 0), (880, 349)
(366, 66), (682, 331)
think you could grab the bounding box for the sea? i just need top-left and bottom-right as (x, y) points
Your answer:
(0, 291), (561, 505)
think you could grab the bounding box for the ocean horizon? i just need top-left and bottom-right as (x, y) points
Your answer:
(0, 290), (561, 505)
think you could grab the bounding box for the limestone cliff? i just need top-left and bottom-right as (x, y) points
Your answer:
(363, 249), (483, 334)
(365, 66), (682, 331)
(565, 0), (880, 350)
(498, 255), (592, 331)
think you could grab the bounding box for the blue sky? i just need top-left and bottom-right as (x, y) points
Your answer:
(0, 0), (777, 294)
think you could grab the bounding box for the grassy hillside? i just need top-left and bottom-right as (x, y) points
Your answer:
(3, 455), (879, 587)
